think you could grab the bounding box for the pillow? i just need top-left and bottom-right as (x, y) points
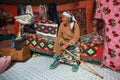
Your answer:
(0, 56), (11, 74)
(80, 32), (104, 45)
(26, 34), (55, 56)
(79, 32), (104, 64)
(34, 20), (58, 38)
(15, 14), (35, 25)
(26, 20), (58, 56)
(80, 45), (104, 64)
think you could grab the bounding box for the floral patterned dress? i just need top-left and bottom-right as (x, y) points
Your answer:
(95, 0), (120, 70)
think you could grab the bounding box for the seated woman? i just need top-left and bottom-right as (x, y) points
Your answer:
(49, 11), (81, 72)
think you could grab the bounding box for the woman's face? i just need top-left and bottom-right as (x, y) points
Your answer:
(61, 14), (71, 24)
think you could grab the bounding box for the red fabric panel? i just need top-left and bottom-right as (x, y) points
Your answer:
(2, 5), (18, 16)
(2, 5), (18, 35)
(14, 22), (19, 35)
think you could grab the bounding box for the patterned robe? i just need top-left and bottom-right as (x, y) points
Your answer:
(95, 0), (120, 70)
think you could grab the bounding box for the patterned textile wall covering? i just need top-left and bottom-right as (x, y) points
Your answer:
(57, 0), (94, 35)
(1, 5), (18, 16)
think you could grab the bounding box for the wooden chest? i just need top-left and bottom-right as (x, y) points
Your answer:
(0, 47), (31, 61)
(0, 40), (12, 49)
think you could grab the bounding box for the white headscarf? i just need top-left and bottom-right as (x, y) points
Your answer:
(62, 11), (77, 29)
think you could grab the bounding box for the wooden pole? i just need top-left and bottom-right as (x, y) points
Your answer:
(65, 49), (103, 79)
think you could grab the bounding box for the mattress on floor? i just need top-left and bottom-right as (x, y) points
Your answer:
(0, 56), (120, 80)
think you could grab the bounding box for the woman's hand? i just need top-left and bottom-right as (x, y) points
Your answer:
(62, 41), (69, 50)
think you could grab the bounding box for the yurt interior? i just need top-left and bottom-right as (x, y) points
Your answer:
(0, 0), (120, 80)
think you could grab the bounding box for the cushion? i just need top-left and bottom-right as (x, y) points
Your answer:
(80, 45), (104, 64)
(26, 20), (58, 56)
(34, 20), (58, 38)
(0, 56), (11, 74)
(26, 34), (55, 56)
(79, 32), (104, 64)
(15, 14), (35, 25)
(80, 32), (103, 45)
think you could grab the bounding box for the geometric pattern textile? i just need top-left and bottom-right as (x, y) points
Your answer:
(80, 32), (104, 45)
(85, 47), (96, 56)
(80, 45), (104, 64)
(34, 19), (58, 37)
(26, 20), (58, 56)
(80, 32), (104, 64)
(26, 34), (55, 56)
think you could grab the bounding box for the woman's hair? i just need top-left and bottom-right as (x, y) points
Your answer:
(62, 11), (76, 23)
(62, 11), (72, 20)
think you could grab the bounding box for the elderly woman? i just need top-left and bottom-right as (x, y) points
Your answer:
(49, 11), (81, 72)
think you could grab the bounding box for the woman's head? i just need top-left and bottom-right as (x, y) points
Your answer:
(61, 11), (76, 24)
(61, 11), (72, 24)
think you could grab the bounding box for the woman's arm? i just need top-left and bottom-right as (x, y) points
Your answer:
(55, 23), (64, 44)
(69, 23), (80, 45)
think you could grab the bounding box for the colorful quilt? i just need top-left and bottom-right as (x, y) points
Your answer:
(34, 20), (58, 38)
(80, 32), (104, 64)
(26, 34), (55, 56)
(80, 32), (103, 45)
(26, 20), (58, 56)
(80, 45), (104, 64)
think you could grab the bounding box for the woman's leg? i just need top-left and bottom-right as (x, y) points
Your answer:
(49, 55), (61, 69)
(49, 40), (63, 69)
(68, 44), (81, 72)
(72, 60), (81, 72)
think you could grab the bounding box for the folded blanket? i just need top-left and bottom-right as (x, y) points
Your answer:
(0, 56), (11, 74)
